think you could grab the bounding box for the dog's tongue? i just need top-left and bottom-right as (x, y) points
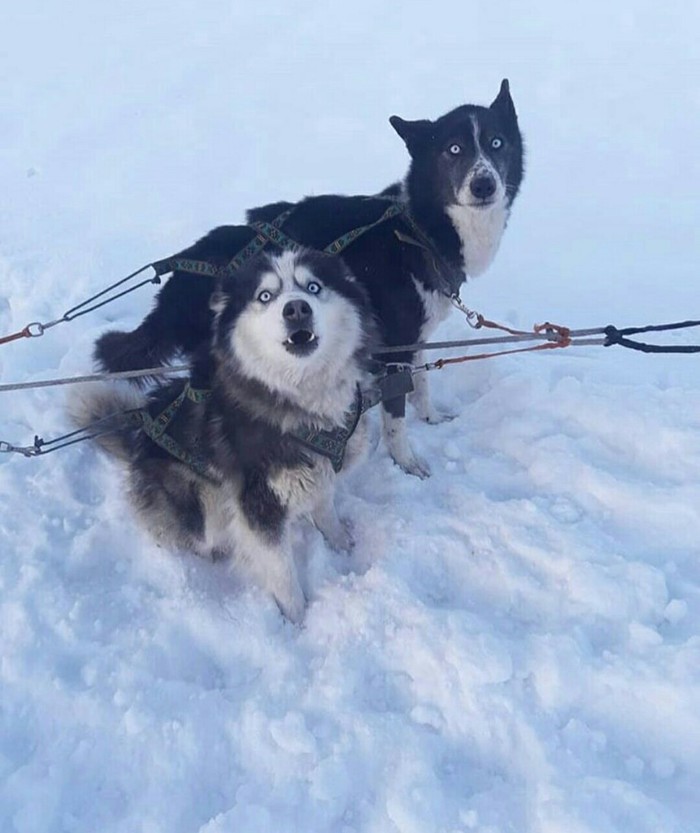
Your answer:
(289, 329), (314, 345)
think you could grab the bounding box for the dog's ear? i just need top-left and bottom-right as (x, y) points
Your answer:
(210, 288), (229, 315)
(389, 116), (432, 156)
(490, 79), (517, 122)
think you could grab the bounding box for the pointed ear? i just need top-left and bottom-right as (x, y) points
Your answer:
(210, 288), (229, 315)
(490, 79), (517, 121)
(389, 116), (432, 155)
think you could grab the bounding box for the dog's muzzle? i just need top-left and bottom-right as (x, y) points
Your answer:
(469, 174), (497, 205)
(283, 299), (318, 355)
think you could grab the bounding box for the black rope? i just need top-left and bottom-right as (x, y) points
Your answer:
(0, 410), (143, 458)
(31, 409), (138, 452)
(604, 320), (700, 353)
(3, 265), (163, 342)
(60, 266), (161, 322)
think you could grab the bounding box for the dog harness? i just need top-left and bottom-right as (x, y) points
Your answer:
(138, 382), (213, 478)
(133, 368), (414, 479)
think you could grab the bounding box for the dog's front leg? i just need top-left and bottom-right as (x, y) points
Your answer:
(265, 540), (306, 624)
(245, 530), (306, 623)
(235, 494), (306, 623)
(312, 489), (354, 552)
(409, 354), (457, 424)
(381, 395), (431, 479)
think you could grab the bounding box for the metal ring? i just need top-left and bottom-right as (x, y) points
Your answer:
(25, 322), (45, 338)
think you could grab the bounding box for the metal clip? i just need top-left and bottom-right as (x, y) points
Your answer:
(25, 322), (46, 338)
(450, 295), (481, 329)
(0, 440), (36, 457)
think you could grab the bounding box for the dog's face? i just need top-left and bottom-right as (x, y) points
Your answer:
(213, 250), (372, 395)
(390, 79), (523, 214)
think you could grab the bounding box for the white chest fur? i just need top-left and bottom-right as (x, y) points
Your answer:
(446, 202), (508, 278)
(412, 278), (454, 341)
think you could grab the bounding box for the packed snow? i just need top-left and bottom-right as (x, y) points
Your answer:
(1, 2), (699, 831)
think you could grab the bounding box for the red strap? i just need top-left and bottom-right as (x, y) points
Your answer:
(475, 314), (530, 336)
(431, 329), (572, 369)
(476, 315), (572, 342)
(0, 326), (32, 346)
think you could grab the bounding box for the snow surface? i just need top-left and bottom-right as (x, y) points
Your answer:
(2, 2), (700, 831)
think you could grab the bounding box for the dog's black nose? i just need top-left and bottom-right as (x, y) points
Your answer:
(283, 299), (312, 323)
(469, 175), (497, 200)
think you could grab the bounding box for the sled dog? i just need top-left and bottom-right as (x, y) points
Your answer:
(74, 249), (376, 622)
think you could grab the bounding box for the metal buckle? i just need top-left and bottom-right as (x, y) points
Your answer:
(450, 295), (481, 329)
(25, 322), (45, 338)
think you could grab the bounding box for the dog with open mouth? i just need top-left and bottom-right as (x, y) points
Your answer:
(71, 249), (377, 622)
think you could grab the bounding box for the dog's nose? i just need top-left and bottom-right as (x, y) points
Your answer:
(469, 175), (497, 200)
(283, 299), (312, 324)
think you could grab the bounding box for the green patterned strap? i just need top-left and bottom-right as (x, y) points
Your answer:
(392, 212), (459, 298)
(324, 201), (404, 255)
(289, 387), (363, 473)
(137, 380), (360, 477)
(151, 256), (233, 279)
(186, 385), (212, 404)
(229, 208), (298, 269)
(152, 202), (410, 279)
(152, 209), (297, 278)
(138, 383), (215, 480)
(132, 371), (412, 478)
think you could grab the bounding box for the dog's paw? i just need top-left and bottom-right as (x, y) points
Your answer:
(423, 408), (458, 425)
(324, 518), (355, 553)
(409, 389), (458, 425)
(395, 452), (431, 479)
(276, 589), (306, 625)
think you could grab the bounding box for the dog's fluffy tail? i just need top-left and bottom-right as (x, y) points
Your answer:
(67, 383), (147, 461)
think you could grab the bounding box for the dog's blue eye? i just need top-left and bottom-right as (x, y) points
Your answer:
(448, 144), (462, 155)
(307, 282), (322, 295)
(258, 290), (273, 304)
(490, 136), (503, 150)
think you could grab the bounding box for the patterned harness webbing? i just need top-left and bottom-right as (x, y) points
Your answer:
(152, 200), (406, 279)
(131, 369), (414, 479)
(288, 387), (365, 474)
(136, 383), (366, 479)
(323, 201), (404, 254)
(287, 367), (414, 472)
(137, 383), (215, 480)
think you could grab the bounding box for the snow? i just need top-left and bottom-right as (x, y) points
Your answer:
(2, 1), (700, 831)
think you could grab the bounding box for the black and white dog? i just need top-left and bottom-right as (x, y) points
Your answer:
(96, 80), (523, 477)
(74, 250), (377, 622)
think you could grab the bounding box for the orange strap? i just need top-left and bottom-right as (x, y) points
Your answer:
(474, 314), (530, 336)
(0, 326), (32, 346)
(430, 321), (572, 368)
(475, 315), (572, 341)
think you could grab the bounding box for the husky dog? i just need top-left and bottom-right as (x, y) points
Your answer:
(74, 250), (376, 622)
(95, 80), (523, 478)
